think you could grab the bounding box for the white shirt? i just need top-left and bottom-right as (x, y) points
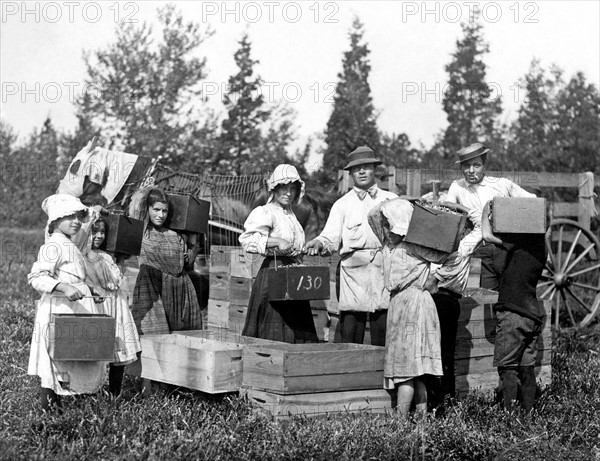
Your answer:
(316, 185), (398, 256)
(239, 203), (305, 255)
(446, 176), (536, 226)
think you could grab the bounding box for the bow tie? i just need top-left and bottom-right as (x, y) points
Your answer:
(354, 185), (377, 200)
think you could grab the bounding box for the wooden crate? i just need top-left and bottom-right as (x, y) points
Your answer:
(405, 203), (469, 253)
(267, 266), (330, 301)
(243, 387), (395, 419)
(168, 194), (210, 234)
(207, 300), (248, 331)
(230, 277), (253, 305)
(48, 313), (115, 361)
(243, 342), (385, 394)
(137, 334), (242, 393)
(454, 289), (552, 396)
(209, 272), (230, 301)
(210, 246), (263, 278)
(492, 197), (547, 233)
(99, 214), (144, 256)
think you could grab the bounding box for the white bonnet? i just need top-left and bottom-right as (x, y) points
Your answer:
(380, 198), (414, 236)
(266, 164), (305, 205)
(42, 194), (89, 225)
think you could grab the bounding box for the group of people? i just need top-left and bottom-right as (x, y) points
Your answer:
(27, 142), (545, 415)
(237, 143), (546, 414)
(28, 187), (202, 411)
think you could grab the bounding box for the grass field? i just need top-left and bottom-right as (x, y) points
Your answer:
(1, 228), (599, 460)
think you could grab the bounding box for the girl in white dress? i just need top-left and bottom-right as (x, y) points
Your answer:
(81, 214), (142, 396)
(28, 194), (107, 411)
(240, 164), (318, 343)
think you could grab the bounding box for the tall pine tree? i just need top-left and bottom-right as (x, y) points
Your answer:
(438, 22), (503, 161)
(215, 33), (296, 175)
(322, 17), (380, 179)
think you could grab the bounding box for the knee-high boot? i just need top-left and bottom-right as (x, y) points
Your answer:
(498, 367), (519, 411)
(518, 366), (537, 411)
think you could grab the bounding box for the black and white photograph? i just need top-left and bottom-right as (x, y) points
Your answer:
(1, 1), (599, 459)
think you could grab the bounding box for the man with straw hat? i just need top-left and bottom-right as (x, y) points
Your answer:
(305, 146), (397, 345)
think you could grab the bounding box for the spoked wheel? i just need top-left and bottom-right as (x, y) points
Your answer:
(538, 219), (600, 329)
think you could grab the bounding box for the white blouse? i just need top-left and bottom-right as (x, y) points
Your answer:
(239, 203), (305, 256)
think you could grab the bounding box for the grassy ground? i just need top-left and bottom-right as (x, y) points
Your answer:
(1, 228), (599, 460)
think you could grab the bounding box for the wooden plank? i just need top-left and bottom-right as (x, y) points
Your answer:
(552, 201), (579, 218)
(183, 328), (282, 347)
(138, 334), (243, 393)
(455, 365), (551, 396)
(454, 353), (551, 376)
(243, 387), (395, 419)
(209, 272), (230, 301)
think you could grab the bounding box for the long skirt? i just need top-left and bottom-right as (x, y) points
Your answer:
(242, 257), (318, 343)
(384, 286), (443, 388)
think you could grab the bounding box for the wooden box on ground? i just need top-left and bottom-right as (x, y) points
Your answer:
(168, 194), (210, 234)
(267, 266), (330, 301)
(243, 342), (384, 394)
(492, 197), (547, 233)
(455, 288), (552, 396)
(48, 313), (115, 361)
(99, 214), (144, 256)
(137, 333), (243, 393)
(405, 203), (469, 253)
(243, 388), (395, 419)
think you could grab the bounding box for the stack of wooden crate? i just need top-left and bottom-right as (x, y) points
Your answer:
(241, 341), (393, 419)
(207, 246), (258, 332)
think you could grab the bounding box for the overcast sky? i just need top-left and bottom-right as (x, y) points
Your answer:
(1, 0), (599, 163)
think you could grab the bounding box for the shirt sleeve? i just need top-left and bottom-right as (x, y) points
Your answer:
(507, 180), (537, 198)
(239, 206), (273, 255)
(445, 182), (459, 203)
(28, 244), (61, 293)
(315, 199), (344, 253)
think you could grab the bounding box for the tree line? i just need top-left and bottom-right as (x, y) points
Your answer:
(1, 4), (598, 228)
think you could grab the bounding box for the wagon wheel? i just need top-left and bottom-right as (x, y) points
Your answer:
(538, 219), (600, 329)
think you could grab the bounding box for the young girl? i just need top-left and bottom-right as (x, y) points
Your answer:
(28, 194), (107, 411)
(240, 164), (318, 343)
(368, 198), (448, 415)
(81, 214), (142, 396)
(131, 188), (202, 333)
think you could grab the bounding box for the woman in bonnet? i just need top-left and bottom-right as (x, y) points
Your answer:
(240, 164), (318, 343)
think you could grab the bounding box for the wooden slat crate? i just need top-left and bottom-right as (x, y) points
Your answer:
(454, 289), (552, 396)
(242, 387), (395, 419)
(209, 272), (230, 301)
(136, 334), (243, 394)
(230, 276), (253, 305)
(243, 342), (385, 394)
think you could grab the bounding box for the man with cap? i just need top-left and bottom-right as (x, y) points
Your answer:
(434, 142), (537, 290)
(426, 142), (537, 406)
(305, 146), (397, 345)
